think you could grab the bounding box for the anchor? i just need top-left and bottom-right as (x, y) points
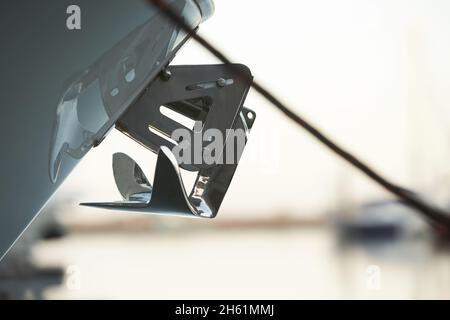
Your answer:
(81, 63), (256, 218)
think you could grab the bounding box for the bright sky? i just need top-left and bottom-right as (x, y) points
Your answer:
(57, 0), (450, 218)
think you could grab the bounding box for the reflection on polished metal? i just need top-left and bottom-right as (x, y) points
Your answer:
(82, 63), (255, 218)
(81, 147), (209, 217)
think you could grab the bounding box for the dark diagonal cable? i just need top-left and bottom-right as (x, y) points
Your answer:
(149, 0), (450, 230)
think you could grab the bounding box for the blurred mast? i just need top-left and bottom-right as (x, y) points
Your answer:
(405, 23), (450, 203)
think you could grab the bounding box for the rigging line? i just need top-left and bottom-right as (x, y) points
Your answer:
(149, 0), (450, 230)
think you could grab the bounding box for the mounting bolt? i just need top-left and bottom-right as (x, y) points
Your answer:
(160, 69), (172, 81)
(216, 78), (227, 88)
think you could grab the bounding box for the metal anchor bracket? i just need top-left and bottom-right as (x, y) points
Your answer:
(81, 64), (256, 218)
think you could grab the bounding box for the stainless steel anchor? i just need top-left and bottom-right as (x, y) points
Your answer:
(81, 64), (255, 218)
